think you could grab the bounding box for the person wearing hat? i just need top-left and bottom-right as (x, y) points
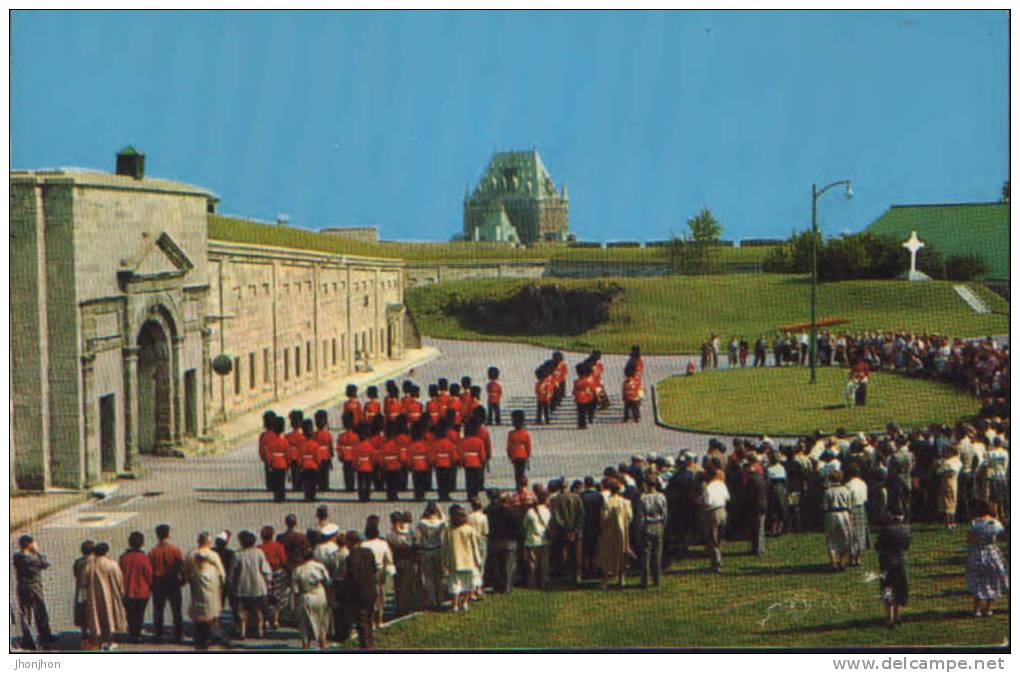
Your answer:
(259, 411), (278, 491)
(228, 530), (272, 639)
(621, 360), (642, 423)
(13, 534), (55, 648)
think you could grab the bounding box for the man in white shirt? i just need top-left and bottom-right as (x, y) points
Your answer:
(701, 468), (730, 572)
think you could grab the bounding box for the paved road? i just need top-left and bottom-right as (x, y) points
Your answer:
(11, 337), (723, 651)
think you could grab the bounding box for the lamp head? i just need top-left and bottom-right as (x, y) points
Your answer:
(845, 182), (854, 200)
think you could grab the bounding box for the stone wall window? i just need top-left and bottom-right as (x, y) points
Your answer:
(263, 348), (271, 384)
(295, 345), (301, 377)
(332, 338), (337, 366)
(248, 352), (256, 390)
(262, 283), (270, 295)
(306, 340), (312, 372)
(283, 350), (290, 381)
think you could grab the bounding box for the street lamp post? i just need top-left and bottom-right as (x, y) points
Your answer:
(810, 179), (853, 384)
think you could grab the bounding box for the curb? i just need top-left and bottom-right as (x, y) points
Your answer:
(10, 493), (91, 532)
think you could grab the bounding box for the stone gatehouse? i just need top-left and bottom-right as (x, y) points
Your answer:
(10, 151), (406, 491)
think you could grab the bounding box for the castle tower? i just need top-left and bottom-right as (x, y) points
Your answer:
(463, 150), (569, 244)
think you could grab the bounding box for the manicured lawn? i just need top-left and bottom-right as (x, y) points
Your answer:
(656, 368), (983, 436)
(378, 524), (1008, 649)
(405, 275), (1010, 354)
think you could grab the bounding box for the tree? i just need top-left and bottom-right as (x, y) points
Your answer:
(686, 207), (722, 243)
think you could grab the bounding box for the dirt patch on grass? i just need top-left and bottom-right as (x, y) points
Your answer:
(448, 282), (623, 336)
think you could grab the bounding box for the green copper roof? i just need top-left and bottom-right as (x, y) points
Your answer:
(469, 149), (567, 201)
(865, 202), (1009, 279)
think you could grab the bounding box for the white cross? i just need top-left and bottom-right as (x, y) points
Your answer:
(902, 230), (925, 274)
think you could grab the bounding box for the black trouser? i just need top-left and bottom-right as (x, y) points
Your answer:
(342, 461), (356, 491)
(639, 524), (664, 587)
(513, 459), (528, 485)
(270, 468), (287, 502)
(357, 471), (373, 502)
(330, 582), (347, 641)
(753, 351), (765, 367)
(535, 401), (550, 424)
(623, 400), (641, 422)
(855, 382), (868, 406)
(344, 603), (374, 649)
(401, 467), (410, 491)
(152, 576), (183, 638)
(587, 400), (596, 423)
(264, 465), (272, 490)
(487, 402), (501, 425)
(412, 470), (431, 500)
(465, 466), (484, 500)
(490, 542), (517, 594)
(16, 584), (52, 645)
(436, 466), (455, 501)
(318, 460), (331, 491)
(193, 620), (225, 650)
(577, 402), (589, 429)
(290, 464), (301, 491)
(373, 468), (385, 492)
(385, 470), (402, 501)
(302, 468), (319, 501)
(124, 597), (148, 637)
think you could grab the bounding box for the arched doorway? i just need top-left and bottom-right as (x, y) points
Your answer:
(137, 319), (172, 453)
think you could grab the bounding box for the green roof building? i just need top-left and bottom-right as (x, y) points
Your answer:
(464, 150), (569, 244)
(865, 202), (1009, 279)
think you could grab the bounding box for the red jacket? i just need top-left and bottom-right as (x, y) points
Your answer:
(408, 440), (430, 472)
(573, 377), (594, 404)
(384, 396), (402, 422)
(258, 540), (287, 570)
(459, 436), (486, 469)
(314, 429), (333, 462)
(507, 428), (532, 461)
(285, 430), (304, 463)
(267, 435), (290, 470)
(343, 399), (363, 426)
(555, 361), (568, 384)
(119, 549), (154, 599)
(364, 400), (382, 422)
(426, 399), (441, 425)
(536, 376), (554, 403)
(336, 430), (359, 462)
(379, 439), (404, 472)
(477, 424), (492, 461)
(258, 431), (274, 463)
(486, 380), (503, 404)
(622, 375), (641, 402)
(299, 439), (321, 470)
(353, 439), (377, 473)
(428, 437), (459, 469)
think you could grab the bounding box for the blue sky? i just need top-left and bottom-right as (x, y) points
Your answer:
(11, 10), (1009, 242)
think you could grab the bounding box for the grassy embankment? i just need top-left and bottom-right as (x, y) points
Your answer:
(405, 275), (1010, 354)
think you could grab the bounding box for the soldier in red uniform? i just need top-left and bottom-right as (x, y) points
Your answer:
(552, 352), (568, 411)
(259, 411), (277, 491)
(460, 417), (487, 500)
(464, 385), (482, 420)
(363, 386), (382, 426)
(266, 416), (290, 502)
(299, 420), (322, 502)
(285, 410), (305, 491)
(573, 364), (595, 429)
(383, 380), (402, 434)
(407, 419), (431, 501)
(352, 423), (377, 502)
(471, 406), (492, 473)
(313, 410), (333, 491)
(404, 385), (424, 426)
(436, 378), (451, 418)
(535, 363), (553, 425)
(428, 419), (459, 502)
(369, 414), (386, 492)
(507, 410), (533, 485)
(447, 383), (464, 426)
(343, 384), (363, 427)
(630, 345), (644, 380)
(391, 415), (412, 492)
(622, 361), (642, 423)
(486, 366), (503, 426)
(379, 427), (404, 502)
(425, 384), (441, 428)
(460, 376), (473, 408)
(335, 411), (359, 492)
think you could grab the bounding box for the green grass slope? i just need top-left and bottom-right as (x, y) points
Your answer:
(379, 525), (1008, 649)
(866, 203), (1009, 279)
(406, 275), (1009, 354)
(657, 368), (982, 436)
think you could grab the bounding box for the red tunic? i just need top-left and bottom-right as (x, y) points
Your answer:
(314, 429), (333, 462)
(267, 435), (290, 470)
(384, 396), (402, 422)
(336, 430), (359, 462)
(405, 399), (424, 424)
(622, 375), (641, 402)
(486, 380), (503, 404)
(285, 430), (304, 464)
(353, 439), (377, 473)
(343, 398), (363, 426)
(426, 399), (441, 425)
(476, 424), (492, 461)
(428, 437), (458, 469)
(408, 440), (430, 472)
(507, 428), (532, 461)
(299, 439), (321, 470)
(460, 436), (486, 469)
(363, 400), (382, 422)
(573, 377), (594, 404)
(555, 361), (568, 384)
(258, 430), (274, 464)
(379, 439), (403, 472)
